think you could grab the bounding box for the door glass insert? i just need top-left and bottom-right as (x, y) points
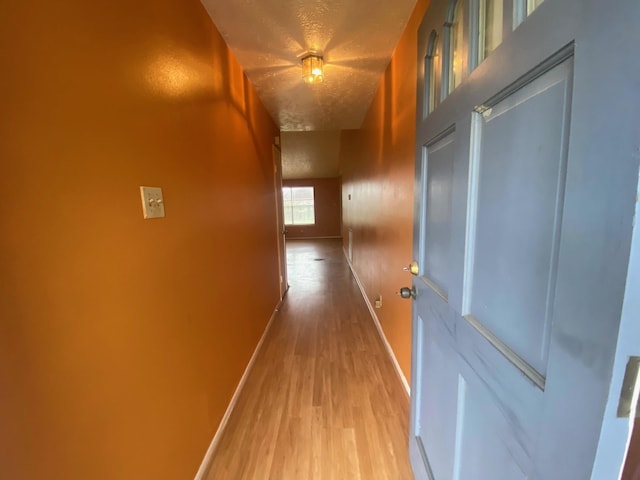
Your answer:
(527, 0), (544, 15)
(515, 0), (544, 27)
(426, 31), (440, 114)
(448, 0), (464, 94)
(478, 0), (503, 62)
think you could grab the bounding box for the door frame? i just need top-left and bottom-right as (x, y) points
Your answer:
(272, 144), (289, 300)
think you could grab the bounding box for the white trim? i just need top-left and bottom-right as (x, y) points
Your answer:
(344, 248), (411, 397)
(285, 235), (343, 240)
(193, 300), (282, 480)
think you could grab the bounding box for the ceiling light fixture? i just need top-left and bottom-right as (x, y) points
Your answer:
(301, 54), (324, 84)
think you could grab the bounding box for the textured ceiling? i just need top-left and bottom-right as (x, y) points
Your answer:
(200, 0), (417, 131)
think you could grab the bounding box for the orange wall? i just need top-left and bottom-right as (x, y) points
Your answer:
(623, 420), (640, 480)
(340, 0), (431, 384)
(0, 1), (280, 479)
(283, 177), (342, 239)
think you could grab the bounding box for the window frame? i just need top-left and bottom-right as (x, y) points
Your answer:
(443, 0), (466, 97)
(514, 0), (544, 28)
(282, 186), (316, 226)
(424, 30), (440, 116)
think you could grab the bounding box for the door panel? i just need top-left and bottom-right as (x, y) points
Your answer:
(415, 311), (458, 480)
(455, 375), (528, 480)
(456, 314), (543, 457)
(465, 57), (572, 380)
(422, 130), (456, 299)
(410, 0), (640, 479)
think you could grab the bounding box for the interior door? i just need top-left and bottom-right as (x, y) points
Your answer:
(273, 144), (289, 299)
(409, 0), (640, 479)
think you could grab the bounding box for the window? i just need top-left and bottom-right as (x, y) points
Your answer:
(478, 0), (503, 63)
(283, 186), (315, 225)
(425, 31), (440, 115)
(515, 0), (544, 27)
(447, 0), (465, 94)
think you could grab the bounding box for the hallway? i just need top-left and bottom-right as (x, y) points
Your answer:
(206, 239), (413, 479)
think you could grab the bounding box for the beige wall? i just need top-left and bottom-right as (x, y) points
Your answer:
(0, 1), (280, 479)
(283, 178), (342, 239)
(340, 0), (431, 383)
(281, 131), (342, 179)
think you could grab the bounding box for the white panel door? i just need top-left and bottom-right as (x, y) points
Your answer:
(409, 0), (640, 479)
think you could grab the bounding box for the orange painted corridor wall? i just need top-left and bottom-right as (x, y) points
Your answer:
(340, 0), (431, 385)
(0, 1), (280, 479)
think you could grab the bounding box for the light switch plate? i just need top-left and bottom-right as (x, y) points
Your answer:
(375, 294), (382, 309)
(140, 186), (165, 219)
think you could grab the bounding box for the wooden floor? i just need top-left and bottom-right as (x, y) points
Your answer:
(205, 239), (414, 480)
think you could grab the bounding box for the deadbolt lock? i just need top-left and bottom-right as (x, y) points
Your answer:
(403, 261), (419, 276)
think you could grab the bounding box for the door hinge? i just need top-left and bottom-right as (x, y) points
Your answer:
(617, 356), (640, 418)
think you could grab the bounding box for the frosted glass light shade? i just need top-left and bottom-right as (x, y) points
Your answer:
(301, 54), (324, 84)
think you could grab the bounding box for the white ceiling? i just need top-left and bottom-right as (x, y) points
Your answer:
(200, 0), (417, 132)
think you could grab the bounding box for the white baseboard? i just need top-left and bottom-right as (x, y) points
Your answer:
(285, 235), (342, 240)
(343, 248), (411, 397)
(193, 300), (282, 480)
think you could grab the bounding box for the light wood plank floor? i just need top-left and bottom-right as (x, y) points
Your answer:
(205, 239), (414, 480)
